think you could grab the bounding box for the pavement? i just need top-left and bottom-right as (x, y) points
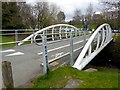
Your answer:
(1, 35), (90, 87)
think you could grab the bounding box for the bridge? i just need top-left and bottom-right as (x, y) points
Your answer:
(1, 23), (113, 87)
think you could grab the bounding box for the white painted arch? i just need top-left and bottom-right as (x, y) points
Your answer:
(73, 23), (113, 70)
(18, 24), (80, 46)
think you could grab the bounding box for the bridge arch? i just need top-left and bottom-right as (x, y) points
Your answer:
(18, 24), (80, 46)
(73, 23), (113, 70)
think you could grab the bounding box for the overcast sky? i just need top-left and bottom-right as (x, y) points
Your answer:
(27, 0), (102, 21)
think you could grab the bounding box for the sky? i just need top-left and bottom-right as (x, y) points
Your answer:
(27, 0), (102, 21)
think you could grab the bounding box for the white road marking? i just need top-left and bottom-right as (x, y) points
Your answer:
(51, 52), (64, 58)
(38, 40), (84, 55)
(41, 46), (84, 66)
(0, 49), (15, 53)
(5, 52), (24, 57)
(38, 52), (42, 55)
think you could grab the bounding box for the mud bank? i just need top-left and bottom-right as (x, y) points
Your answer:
(86, 41), (120, 69)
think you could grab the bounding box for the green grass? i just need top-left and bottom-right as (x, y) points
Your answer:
(0, 36), (16, 48)
(113, 35), (120, 43)
(33, 66), (119, 88)
(0, 36), (31, 48)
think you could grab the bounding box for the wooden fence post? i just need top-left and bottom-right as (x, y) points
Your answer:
(2, 61), (14, 88)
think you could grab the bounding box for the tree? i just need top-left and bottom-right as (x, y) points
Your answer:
(86, 3), (93, 23)
(33, 2), (59, 29)
(49, 3), (59, 24)
(57, 11), (65, 23)
(2, 1), (60, 30)
(2, 2), (26, 29)
(100, 0), (120, 29)
(0, 2), (2, 29)
(18, 2), (36, 29)
(72, 9), (81, 26)
(92, 12), (105, 27)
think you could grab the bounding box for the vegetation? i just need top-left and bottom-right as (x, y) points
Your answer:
(57, 11), (66, 23)
(0, 36), (31, 48)
(69, 0), (120, 30)
(113, 35), (120, 43)
(2, 2), (66, 30)
(0, 36), (16, 48)
(33, 66), (119, 88)
(100, 0), (120, 29)
(2, 1), (120, 31)
(2, 2), (31, 29)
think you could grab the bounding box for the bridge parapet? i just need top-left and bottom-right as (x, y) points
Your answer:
(18, 24), (81, 46)
(73, 23), (113, 70)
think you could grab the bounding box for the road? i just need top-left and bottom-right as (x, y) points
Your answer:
(1, 35), (90, 87)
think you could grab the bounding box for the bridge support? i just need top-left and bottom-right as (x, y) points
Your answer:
(41, 34), (49, 74)
(15, 30), (18, 46)
(73, 23), (113, 70)
(52, 27), (54, 41)
(83, 31), (86, 45)
(69, 32), (74, 66)
(59, 26), (62, 39)
(65, 27), (68, 38)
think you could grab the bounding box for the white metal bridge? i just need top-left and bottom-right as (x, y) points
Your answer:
(1, 23), (113, 87)
(73, 23), (113, 70)
(18, 23), (113, 71)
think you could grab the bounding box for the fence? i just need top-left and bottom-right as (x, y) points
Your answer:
(0, 28), (90, 47)
(0, 29), (38, 47)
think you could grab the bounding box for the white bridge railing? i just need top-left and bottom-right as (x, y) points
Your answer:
(18, 24), (81, 46)
(73, 23), (113, 70)
(17, 24), (86, 73)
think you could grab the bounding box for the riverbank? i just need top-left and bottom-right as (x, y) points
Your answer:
(32, 66), (119, 88)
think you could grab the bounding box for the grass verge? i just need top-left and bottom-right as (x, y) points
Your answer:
(33, 66), (119, 88)
(0, 36), (31, 48)
(113, 35), (120, 43)
(0, 36), (16, 48)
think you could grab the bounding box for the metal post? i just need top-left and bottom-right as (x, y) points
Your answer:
(52, 27), (54, 41)
(88, 45), (92, 56)
(15, 30), (18, 46)
(41, 34), (49, 74)
(79, 29), (81, 36)
(65, 27), (68, 38)
(59, 26), (62, 39)
(100, 28), (105, 47)
(83, 30), (86, 45)
(106, 26), (109, 42)
(75, 29), (77, 37)
(31, 29), (35, 44)
(69, 32), (74, 66)
(96, 33), (100, 50)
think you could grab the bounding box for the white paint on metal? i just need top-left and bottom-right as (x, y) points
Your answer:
(65, 26), (68, 38)
(52, 27), (54, 41)
(96, 33), (100, 50)
(5, 52), (24, 57)
(18, 24), (79, 46)
(0, 49), (15, 53)
(73, 23), (113, 70)
(59, 26), (62, 39)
